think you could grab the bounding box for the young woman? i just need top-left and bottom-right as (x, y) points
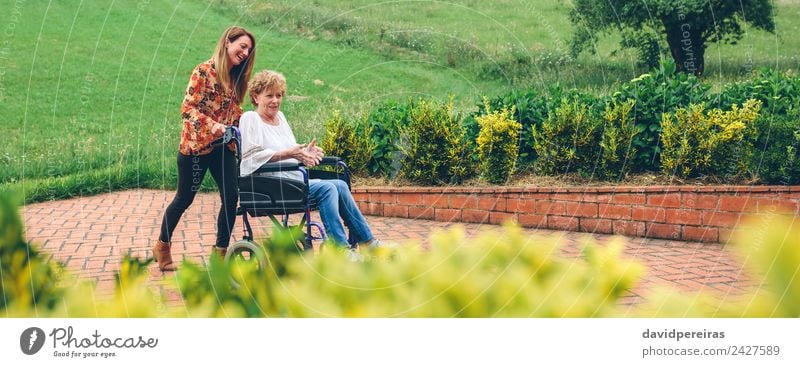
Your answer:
(154, 26), (256, 271)
(239, 70), (382, 255)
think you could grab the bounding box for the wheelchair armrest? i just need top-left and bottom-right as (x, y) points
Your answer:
(319, 156), (341, 166)
(255, 157), (339, 173)
(308, 156), (351, 188)
(253, 161), (302, 174)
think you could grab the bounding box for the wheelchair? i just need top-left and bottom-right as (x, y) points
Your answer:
(218, 126), (353, 268)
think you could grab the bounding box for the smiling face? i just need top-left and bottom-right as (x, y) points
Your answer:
(254, 88), (284, 121)
(226, 35), (253, 66)
(248, 70), (287, 121)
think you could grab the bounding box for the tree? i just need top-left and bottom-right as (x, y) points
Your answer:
(569, 0), (775, 75)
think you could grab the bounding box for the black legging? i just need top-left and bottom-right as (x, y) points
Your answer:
(159, 146), (238, 248)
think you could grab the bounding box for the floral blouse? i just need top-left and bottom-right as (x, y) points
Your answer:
(179, 60), (242, 155)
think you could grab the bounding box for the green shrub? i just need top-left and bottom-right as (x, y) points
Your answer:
(365, 100), (412, 176)
(468, 85), (601, 167)
(716, 69), (800, 117)
(750, 113), (800, 184)
(598, 99), (638, 180)
(719, 69), (800, 183)
(320, 110), (376, 175)
(319, 101), (413, 178)
(476, 100), (522, 184)
(465, 90), (543, 166)
(399, 98), (473, 185)
(613, 60), (711, 171)
(532, 98), (603, 176)
(660, 99), (762, 179)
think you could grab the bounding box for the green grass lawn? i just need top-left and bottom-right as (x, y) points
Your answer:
(2, 0), (798, 202)
(0, 0), (505, 202)
(250, 0), (800, 88)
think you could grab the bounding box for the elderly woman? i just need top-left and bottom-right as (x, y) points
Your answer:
(238, 70), (381, 254)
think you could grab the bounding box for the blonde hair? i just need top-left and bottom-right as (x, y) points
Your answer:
(248, 70), (287, 106)
(211, 26), (256, 104)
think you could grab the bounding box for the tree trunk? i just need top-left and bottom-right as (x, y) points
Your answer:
(663, 21), (705, 75)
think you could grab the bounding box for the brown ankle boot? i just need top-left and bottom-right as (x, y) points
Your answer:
(153, 240), (177, 271)
(212, 246), (227, 260)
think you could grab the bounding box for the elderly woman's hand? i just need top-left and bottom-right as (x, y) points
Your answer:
(306, 138), (325, 160)
(290, 144), (320, 167)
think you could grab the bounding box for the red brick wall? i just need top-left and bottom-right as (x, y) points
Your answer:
(352, 186), (800, 243)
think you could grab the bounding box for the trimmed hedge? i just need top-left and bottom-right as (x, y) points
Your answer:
(318, 61), (800, 185)
(475, 100), (521, 184)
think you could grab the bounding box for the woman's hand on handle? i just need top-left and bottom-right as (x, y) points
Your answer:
(211, 123), (227, 137)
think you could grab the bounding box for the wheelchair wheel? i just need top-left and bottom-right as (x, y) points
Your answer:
(225, 240), (267, 270)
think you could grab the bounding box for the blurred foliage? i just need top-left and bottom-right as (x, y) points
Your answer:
(0, 193), (64, 313)
(2, 191), (800, 317)
(179, 224), (643, 317)
(0, 193), (171, 316)
(642, 214), (800, 317)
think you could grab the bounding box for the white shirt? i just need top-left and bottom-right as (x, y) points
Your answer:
(238, 110), (304, 181)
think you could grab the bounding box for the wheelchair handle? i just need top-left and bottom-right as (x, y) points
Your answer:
(206, 126), (242, 161)
(208, 125), (241, 147)
(223, 125), (241, 145)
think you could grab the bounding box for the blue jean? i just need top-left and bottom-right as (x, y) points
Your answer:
(308, 179), (373, 246)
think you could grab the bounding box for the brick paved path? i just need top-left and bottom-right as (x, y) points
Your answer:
(21, 189), (756, 310)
